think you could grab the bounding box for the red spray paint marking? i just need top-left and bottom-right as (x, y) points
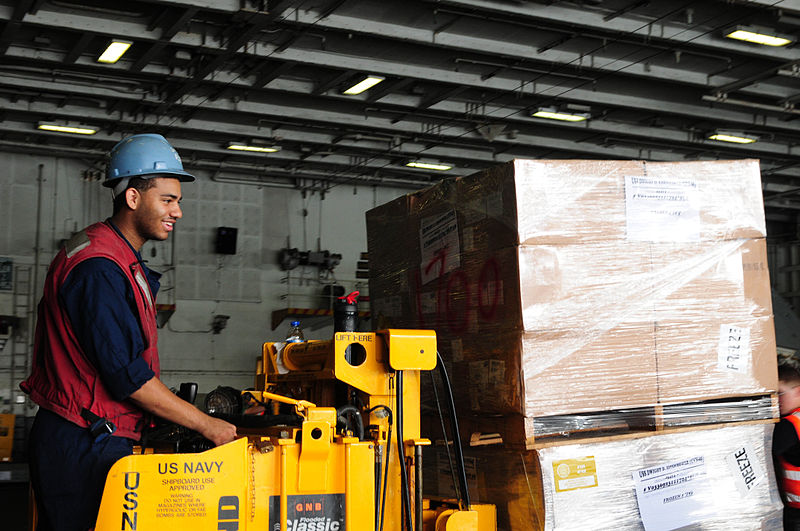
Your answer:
(414, 248), (503, 333)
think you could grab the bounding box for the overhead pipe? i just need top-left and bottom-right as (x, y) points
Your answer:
(29, 163), (45, 385)
(454, 57), (596, 82)
(0, 140), (436, 190)
(200, 161), (435, 189)
(702, 94), (800, 116)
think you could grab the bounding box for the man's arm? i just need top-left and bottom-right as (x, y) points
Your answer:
(61, 258), (236, 446)
(130, 377), (237, 446)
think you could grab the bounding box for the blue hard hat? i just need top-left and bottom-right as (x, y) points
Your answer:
(104, 133), (195, 187)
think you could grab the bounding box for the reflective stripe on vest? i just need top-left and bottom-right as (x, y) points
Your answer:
(133, 266), (154, 310)
(780, 410), (800, 508)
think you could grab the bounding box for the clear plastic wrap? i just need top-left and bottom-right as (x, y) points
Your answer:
(425, 423), (783, 531)
(367, 159), (778, 445)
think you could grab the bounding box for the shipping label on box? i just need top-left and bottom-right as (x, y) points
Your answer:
(434, 448), (478, 499)
(625, 175), (700, 242)
(419, 210), (461, 284)
(468, 360), (507, 411)
(420, 291), (438, 315)
(717, 324), (752, 374)
(632, 455), (715, 531)
(552, 456), (598, 493)
(725, 443), (765, 497)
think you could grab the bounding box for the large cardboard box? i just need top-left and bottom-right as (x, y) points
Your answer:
(367, 159), (777, 437)
(425, 423), (783, 531)
(510, 159), (766, 244)
(651, 238), (777, 403)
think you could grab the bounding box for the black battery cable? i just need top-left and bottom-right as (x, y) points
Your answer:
(368, 404), (393, 531)
(431, 351), (471, 511)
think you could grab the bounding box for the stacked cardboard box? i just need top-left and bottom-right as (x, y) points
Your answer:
(367, 159), (777, 442)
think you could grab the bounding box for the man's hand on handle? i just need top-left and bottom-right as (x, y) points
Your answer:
(130, 377), (237, 446)
(198, 415), (238, 446)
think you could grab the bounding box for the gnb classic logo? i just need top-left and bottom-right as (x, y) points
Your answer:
(269, 493), (344, 531)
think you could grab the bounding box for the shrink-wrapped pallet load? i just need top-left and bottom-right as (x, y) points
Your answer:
(367, 159), (778, 445)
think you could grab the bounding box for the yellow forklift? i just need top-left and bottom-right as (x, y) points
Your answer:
(94, 296), (495, 531)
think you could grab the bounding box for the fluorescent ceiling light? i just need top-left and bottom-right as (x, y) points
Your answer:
(37, 123), (97, 135)
(707, 132), (758, 144)
(226, 142), (280, 153)
(343, 75), (385, 95)
(97, 40), (132, 63)
(724, 27), (793, 47)
(532, 108), (589, 122)
(406, 161), (452, 171)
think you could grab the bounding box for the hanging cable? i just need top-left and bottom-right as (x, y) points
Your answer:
(429, 370), (463, 508)
(435, 351), (471, 510)
(395, 371), (413, 531)
(368, 404), (393, 531)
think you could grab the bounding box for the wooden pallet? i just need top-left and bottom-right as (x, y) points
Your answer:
(447, 393), (779, 450)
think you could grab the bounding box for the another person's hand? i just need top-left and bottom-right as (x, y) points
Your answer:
(200, 416), (237, 446)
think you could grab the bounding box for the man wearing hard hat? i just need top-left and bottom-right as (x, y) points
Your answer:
(21, 134), (238, 531)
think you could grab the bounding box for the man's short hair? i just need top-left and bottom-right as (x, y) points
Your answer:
(112, 177), (159, 214)
(779, 363), (800, 385)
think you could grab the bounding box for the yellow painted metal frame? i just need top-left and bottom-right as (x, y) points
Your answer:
(93, 329), (495, 531)
(96, 428), (375, 530)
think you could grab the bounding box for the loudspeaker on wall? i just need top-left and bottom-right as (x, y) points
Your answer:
(215, 227), (238, 254)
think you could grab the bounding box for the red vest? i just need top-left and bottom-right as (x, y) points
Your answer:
(780, 410), (800, 508)
(20, 221), (160, 440)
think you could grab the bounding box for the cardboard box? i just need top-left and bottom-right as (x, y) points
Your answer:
(652, 238), (777, 403)
(427, 423), (783, 531)
(520, 323), (658, 417)
(510, 159), (766, 244)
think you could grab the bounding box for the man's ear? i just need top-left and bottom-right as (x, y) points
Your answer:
(124, 187), (140, 211)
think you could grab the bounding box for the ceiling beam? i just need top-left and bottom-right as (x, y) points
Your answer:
(63, 33), (94, 64)
(7, 4), (796, 101)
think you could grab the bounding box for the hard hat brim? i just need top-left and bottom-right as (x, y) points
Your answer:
(102, 171), (195, 188)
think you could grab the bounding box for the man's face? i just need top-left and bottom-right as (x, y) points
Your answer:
(779, 381), (800, 416)
(131, 177), (183, 242)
